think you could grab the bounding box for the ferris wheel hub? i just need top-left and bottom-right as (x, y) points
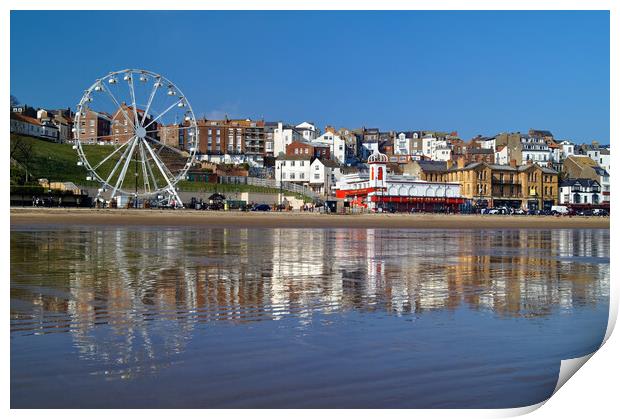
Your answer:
(135, 126), (147, 139)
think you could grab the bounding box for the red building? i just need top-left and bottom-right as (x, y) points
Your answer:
(335, 152), (465, 212)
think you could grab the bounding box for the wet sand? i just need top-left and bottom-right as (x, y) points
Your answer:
(10, 208), (610, 229)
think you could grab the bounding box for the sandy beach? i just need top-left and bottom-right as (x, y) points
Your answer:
(10, 208), (610, 229)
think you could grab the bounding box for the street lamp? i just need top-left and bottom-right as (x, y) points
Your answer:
(278, 161), (283, 210)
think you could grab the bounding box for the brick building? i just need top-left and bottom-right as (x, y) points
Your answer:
(285, 140), (331, 159)
(196, 118), (265, 162)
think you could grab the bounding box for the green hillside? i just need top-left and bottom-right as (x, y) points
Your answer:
(9, 134), (312, 201)
(10, 134), (113, 186)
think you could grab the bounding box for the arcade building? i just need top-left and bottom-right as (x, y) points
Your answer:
(335, 152), (464, 212)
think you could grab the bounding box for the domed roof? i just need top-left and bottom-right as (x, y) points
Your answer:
(368, 151), (388, 164)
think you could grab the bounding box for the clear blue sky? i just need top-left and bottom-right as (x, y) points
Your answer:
(11, 10), (609, 143)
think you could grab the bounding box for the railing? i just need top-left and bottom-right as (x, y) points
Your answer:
(492, 178), (521, 185)
(218, 176), (321, 201)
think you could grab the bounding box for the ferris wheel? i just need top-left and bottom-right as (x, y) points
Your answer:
(73, 69), (198, 206)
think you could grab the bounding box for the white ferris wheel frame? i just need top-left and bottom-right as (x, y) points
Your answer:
(73, 68), (199, 205)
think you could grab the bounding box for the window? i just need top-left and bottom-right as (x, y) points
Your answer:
(290, 173), (295, 180)
(291, 161), (295, 167)
(300, 161), (305, 166)
(314, 173), (320, 180)
(300, 173), (304, 179)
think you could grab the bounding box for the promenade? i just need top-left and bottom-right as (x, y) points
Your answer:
(10, 208), (610, 229)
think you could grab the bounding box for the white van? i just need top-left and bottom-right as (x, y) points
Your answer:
(551, 205), (569, 215)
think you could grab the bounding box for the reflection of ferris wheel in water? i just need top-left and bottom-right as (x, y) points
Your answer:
(73, 69), (198, 206)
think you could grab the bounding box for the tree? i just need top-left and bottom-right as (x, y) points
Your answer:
(11, 138), (35, 184)
(10, 94), (19, 107)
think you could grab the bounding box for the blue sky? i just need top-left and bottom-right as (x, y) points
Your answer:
(10, 10), (609, 143)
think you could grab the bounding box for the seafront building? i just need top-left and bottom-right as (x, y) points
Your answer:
(335, 151), (464, 212)
(559, 179), (602, 206)
(563, 155), (610, 203)
(403, 158), (559, 210)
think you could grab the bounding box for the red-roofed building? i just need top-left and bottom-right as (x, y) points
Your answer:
(11, 112), (43, 138)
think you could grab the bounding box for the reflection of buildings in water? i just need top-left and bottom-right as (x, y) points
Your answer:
(68, 229), (199, 379)
(11, 227), (610, 379)
(270, 229), (343, 320)
(11, 228), (201, 380)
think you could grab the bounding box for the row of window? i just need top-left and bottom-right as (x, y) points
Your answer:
(282, 172), (322, 180)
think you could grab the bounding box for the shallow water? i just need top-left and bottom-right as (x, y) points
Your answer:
(10, 227), (609, 408)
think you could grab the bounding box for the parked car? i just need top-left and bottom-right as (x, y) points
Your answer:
(593, 209), (609, 216)
(577, 209), (594, 216)
(513, 208), (526, 215)
(486, 208), (507, 215)
(251, 204), (271, 212)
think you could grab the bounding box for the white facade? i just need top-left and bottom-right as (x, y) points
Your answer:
(336, 151), (461, 212)
(422, 135), (437, 158)
(394, 132), (411, 155)
(10, 115), (42, 137)
(273, 122), (303, 157)
(275, 157), (312, 184)
(495, 146), (509, 165)
(275, 156), (338, 196)
(559, 141), (575, 160)
(599, 170), (610, 202)
(588, 149), (610, 174)
(432, 146), (452, 161)
(521, 137), (553, 163)
(295, 122), (318, 141)
(600, 152), (610, 174)
(559, 180), (602, 205)
(361, 141), (379, 161)
(40, 121), (59, 141)
(309, 158), (341, 195)
(312, 132), (346, 163)
(478, 138), (496, 150)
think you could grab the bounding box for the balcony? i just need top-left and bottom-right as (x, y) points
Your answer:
(492, 178), (521, 186)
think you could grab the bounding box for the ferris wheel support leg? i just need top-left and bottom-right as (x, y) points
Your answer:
(110, 137), (139, 200)
(168, 188), (184, 207)
(142, 138), (182, 207)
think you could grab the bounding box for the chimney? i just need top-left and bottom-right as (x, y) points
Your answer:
(457, 156), (465, 169)
(509, 159), (517, 168)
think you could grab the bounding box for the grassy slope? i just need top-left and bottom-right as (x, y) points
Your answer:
(10, 134), (111, 186)
(9, 134), (311, 200)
